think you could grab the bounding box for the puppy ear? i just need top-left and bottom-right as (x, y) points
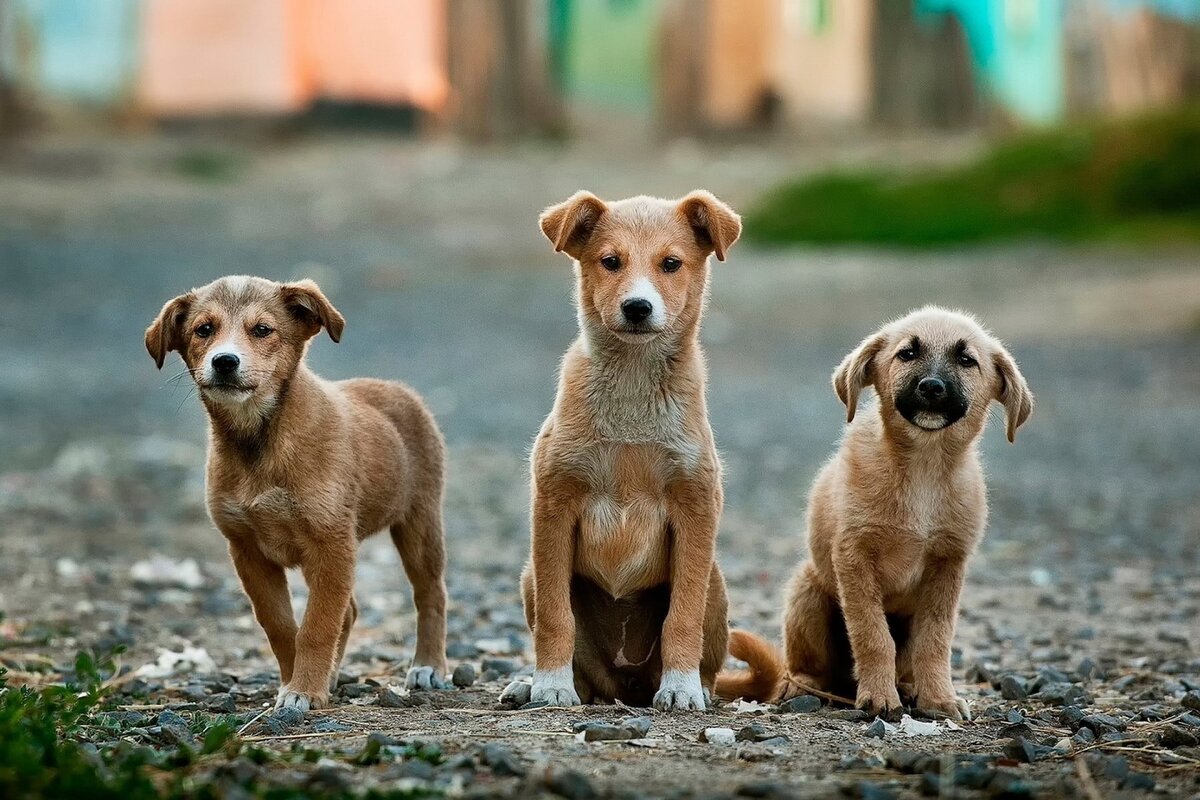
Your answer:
(145, 293), (194, 369)
(539, 191), (607, 259)
(678, 190), (741, 261)
(993, 345), (1033, 443)
(281, 280), (345, 342)
(832, 332), (888, 423)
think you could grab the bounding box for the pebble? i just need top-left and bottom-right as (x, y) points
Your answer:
(1075, 657), (1101, 680)
(265, 706), (305, 734)
(203, 692), (237, 714)
(999, 674), (1028, 700)
(1181, 690), (1200, 711)
(377, 687), (405, 708)
(544, 768), (597, 800)
(779, 695), (822, 714)
(1158, 724), (1199, 749)
(828, 709), (870, 722)
(701, 727), (736, 745)
(865, 718), (889, 739)
(576, 723), (633, 742)
(621, 716), (652, 738)
(311, 718), (352, 734)
(479, 744), (525, 777)
(1078, 713), (1126, 734)
(451, 663), (476, 688)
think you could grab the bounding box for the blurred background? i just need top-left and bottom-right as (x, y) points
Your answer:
(0, 0), (1197, 728)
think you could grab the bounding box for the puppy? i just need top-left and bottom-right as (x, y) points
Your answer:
(717, 307), (1032, 720)
(145, 276), (449, 711)
(500, 191), (740, 710)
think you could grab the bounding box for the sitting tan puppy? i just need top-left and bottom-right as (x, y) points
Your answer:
(145, 276), (448, 711)
(717, 307), (1032, 720)
(501, 191), (740, 710)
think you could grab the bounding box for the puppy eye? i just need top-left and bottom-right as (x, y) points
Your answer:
(600, 255), (621, 271)
(662, 256), (682, 273)
(252, 324), (274, 338)
(897, 347), (918, 362)
(957, 353), (977, 368)
(195, 322), (214, 338)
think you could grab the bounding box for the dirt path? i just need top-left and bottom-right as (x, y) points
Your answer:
(1, 133), (1198, 798)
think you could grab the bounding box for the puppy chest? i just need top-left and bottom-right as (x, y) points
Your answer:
(577, 493), (670, 597)
(211, 487), (305, 565)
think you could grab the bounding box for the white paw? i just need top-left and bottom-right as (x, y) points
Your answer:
(275, 687), (314, 713)
(530, 666), (580, 707)
(653, 669), (706, 711)
(405, 665), (448, 691)
(499, 676), (532, 706)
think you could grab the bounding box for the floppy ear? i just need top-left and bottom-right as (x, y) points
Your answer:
(993, 345), (1033, 443)
(281, 280), (345, 342)
(539, 191), (608, 259)
(678, 190), (742, 261)
(832, 331), (888, 423)
(145, 293), (194, 369)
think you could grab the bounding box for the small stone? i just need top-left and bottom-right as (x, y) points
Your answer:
(400, 760), (435, 781)
(265, 705), (305, 734)
(480, 744), (525, 777)
(519, 700), (549, 710)
(736, 723), (768, 742)
(1059, 706), (1086, 728)
(865, 718), (889, 739)
(965, 662), (997, 684)
(480, 657), (517, 675)
(955, 764), (997, 790)
(1158, 724), (1199, 749)
(1121, 772), (1155, 791)
(499, 680), (531, 708)
(1178, 712), (1200, 728)
(855, 782), (897, 800)
(701, 727), (736, 745)
(377, 687), (405, 708)
(1003, 737), (1040, 763)
(1181, 690), (1200, 711)
(987, 769), (1036, 798)
(1075, 657), (1101, 681)
(579, 723), (632, 742)
(545, 769), (597, 800)
(1102, 756), (1130, 781)
(339, 683), (374, 699)
(1079, 713), (1126, 734)
(999, 675), (1028, 701)
(779, 695), (822, 714)
(312, 718), (352, 733)
(1071, 728), (1096, 747)
(203, 692), (236, 714)
(755, 736), (790, 748)
(620, 716), (652, 738)
(451, 663), (476, 688)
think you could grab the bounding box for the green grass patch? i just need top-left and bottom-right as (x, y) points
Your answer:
(746, 109), (1200, 247)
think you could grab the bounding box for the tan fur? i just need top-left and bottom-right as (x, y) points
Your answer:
(146, 276), (448, 711)
(717, 307), (1032, 720)
(509, 191), (740, 710)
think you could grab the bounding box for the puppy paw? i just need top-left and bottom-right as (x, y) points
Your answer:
(855, 684), (903, 720)
(405, 665), (448, 691)
(530, 666), (581, 707)
(499, 677), (532, 707)
(916, 693), (971, 722)
(653, 669), (706, 711)
(275, 685), (328, 712)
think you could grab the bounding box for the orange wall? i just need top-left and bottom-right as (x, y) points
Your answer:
(140, 0), (447, 116)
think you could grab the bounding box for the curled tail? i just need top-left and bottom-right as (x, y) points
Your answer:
(715, 629), (787, 703)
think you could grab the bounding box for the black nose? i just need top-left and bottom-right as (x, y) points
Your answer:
(212, 353), (240, 375)
(621, 298), (653, 323)
(918, 377), (946, 398)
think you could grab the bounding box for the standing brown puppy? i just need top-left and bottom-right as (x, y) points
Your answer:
(146, 276), (449, 711)
(717, 307), (1032, 720)
(501, 191), (739, 710)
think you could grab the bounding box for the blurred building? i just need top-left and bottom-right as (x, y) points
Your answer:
(0, 0), (1197, 137)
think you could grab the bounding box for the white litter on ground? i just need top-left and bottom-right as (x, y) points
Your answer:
(130, 555), (204, 589)
(899, 714), (944, 736)
(136, 645), (216, 678)
(702, 727), (736, 745)
(734, 699), (769, 714)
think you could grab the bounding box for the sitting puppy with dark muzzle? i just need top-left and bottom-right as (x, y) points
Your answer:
(717, 306), (1033, 720)
(146, 276), (449, 711)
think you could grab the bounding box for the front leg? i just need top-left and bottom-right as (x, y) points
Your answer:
(834, 534), (902, 718)
(278, 538), (356, 712)
(907, 557), (970, 720)
(228, 539), (298, 684)
(656, 479), (720, 711)
(527, 479), (582, 707)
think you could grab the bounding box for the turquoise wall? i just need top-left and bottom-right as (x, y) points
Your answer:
(1, 0), (140, 105)
(918, 0), (1064, 124)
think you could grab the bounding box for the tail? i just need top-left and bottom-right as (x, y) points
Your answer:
(715, 629), (787, 703)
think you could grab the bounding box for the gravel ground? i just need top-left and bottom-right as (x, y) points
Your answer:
(1, 132), (1199, 798)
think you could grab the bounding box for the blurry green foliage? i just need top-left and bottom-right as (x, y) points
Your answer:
(747, 108), (1200, 247)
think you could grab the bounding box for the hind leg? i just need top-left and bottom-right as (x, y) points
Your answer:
(781, 561), (841, 699)
(390, 505), (448, 690)
(699, 565), (730, 704)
